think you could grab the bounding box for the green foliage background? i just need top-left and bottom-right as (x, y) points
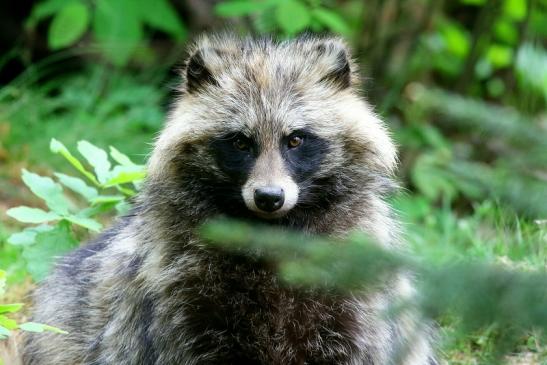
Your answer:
(0, 0), (545, 363)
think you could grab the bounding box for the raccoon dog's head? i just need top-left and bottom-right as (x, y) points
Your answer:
(148, 35), (396, 227)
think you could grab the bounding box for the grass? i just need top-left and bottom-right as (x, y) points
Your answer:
(0, 64), (167, 169)
(395, 196), (546, 267)
(1, 65), (545, 364)
(395, 195), (547, 364)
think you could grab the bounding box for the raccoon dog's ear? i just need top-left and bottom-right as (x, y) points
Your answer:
(184, 48), (222, 93)
(314, 39), (353, 90)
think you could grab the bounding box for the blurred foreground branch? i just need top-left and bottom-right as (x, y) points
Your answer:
(201, 218), (547, 363)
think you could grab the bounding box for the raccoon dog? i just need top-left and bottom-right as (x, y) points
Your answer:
(23, 35), (437, 365)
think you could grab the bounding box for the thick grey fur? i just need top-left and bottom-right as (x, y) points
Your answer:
(22, 35), (437, 365)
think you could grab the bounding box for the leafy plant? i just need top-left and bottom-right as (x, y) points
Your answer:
(2, 0), (546, 363)
(215, 0), (351, 37)
(402, 85), (547, 219)
(202, 218), (547, 364)
(26, 0), (187, 66)
(0, 64), (165, 167)
(0, 270), (66, 341)
(6, 139), (145, 281)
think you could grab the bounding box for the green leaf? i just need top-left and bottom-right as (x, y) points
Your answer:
(0, 304), (23, 315)
(503, 0), (526, 20)
(440, 21), (470, 58)
(311, 8), (351, 35)
(79, 201), (118, 218)
(8, 225), (54, 246)
(0, 315), (18, 330)
(6, 207), (61, 224)
(115, 185), (137, 197)
(22, 221), (78, 281)
(275, 0), (311, 35)
(8, 230), (37, 246)
(137, 0), (186, 39)
(21, 169), (70, 215)
(494, 19), (518, 44)
(77, 141), (111, 184)
(109, 146), (137, 166)
(50, 139), (99, 186)
(19, 322), (68, 334)
(215, 1), (272, 17)
(104, 166), (146, 187)
(115, 201), (131, 215)
(64, 215), (102, 232)
(48, 2), (90, 49)
(90, 195), (125, 205)
(93, 0), (143, 66)
(27, 0), (74, 25)
(18, 322), (45, 333)
(487, 44), (513, 68)
(54, 173), (98, 201)
(105, 171), (146, 186)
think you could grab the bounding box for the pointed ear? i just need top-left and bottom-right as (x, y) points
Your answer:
(314, 40), (353, 90)
(184, 48), (222, 94)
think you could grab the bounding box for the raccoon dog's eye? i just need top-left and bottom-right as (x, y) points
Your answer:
(234, 138), (250, 151)
(288, 136), (303, 149)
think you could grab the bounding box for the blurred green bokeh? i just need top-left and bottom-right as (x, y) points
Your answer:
(0, 1), (546, 363)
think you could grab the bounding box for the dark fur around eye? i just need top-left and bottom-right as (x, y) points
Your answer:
(210, 130), (328, 184)
(210, 133), (255, 182)
(283, 130), (328, 182)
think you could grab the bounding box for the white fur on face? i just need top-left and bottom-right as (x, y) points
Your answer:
(241, 149), (299, 219)
(242, 175), (299, 219)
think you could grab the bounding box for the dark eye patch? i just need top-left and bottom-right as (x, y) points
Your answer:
(210, 129), (328, 185)
(282, 130), (328, 182)
(210, 133), (256, 182)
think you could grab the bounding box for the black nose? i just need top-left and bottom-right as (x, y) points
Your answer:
(254, 187), (285, 213)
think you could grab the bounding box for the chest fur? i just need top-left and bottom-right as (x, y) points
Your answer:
(151, 252), (369, 364)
